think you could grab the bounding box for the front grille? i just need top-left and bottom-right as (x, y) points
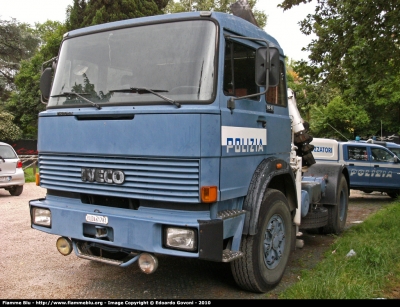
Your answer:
(39, 154), (200, 202)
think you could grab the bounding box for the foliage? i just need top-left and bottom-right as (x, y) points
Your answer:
(286, 59), (340, 133)
(280, 0), (400, 137)
(4, 21), (66, 139)
(309, 96), (371, 140)
(0, 18), (40, 102)
(164, 0), (267, 28)
(278, 201), (400, 299)
(66, 0), (169, 31)
(0, 111), (22, 140)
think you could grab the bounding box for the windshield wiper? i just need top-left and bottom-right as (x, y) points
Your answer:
(109, 87), (180, 108)
(51, 92), (102, 110)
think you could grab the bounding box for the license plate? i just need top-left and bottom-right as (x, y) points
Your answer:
(85, 214), (108, 225)
(0, 176), (9, 182)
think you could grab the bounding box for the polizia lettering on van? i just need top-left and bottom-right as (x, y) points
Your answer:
(350, 168), (393, 178)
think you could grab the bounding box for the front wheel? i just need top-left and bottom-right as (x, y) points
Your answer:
(230, 189), (292, 293)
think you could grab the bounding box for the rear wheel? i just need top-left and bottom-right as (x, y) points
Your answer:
(321, 175), (348, 234)
(387, 190), (400, 199)
(230, 189), (292, 293)
(300, 207), (328, 230)
(8, 185), (23, 196)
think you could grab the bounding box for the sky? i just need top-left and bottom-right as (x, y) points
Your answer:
(0, 0), (317, 61)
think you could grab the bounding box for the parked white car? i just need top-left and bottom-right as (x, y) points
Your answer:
(0, 142), (25, 196)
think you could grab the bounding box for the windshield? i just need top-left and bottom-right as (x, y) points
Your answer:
(390, 147), (400, 157)
(48, 20), (217, 108)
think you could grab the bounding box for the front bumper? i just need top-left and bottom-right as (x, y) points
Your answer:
(29, 194), (244, 262)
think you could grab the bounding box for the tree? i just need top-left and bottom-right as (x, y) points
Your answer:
(280, 0), (400, 137)
(309, 96), (371, 140)
(0, 111), (22, 140)
(65, 0), (87, 31)
(0, 18), (40, 103)
(4, 21), (66, 139)
(165, 0), (267, 28)
(66, 0), (169, 31)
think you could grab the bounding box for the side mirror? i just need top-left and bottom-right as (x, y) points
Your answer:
(255, 47), (267, 86)
(269, 47), (280, 87)
(40, 67), (53, 101)
(255, 46), (280, 87)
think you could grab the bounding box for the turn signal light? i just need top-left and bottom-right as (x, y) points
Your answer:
(35, 173), (40, 186)
(201, 186), (217, 203)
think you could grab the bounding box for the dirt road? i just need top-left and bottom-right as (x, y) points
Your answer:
(0, 183), (394, 299)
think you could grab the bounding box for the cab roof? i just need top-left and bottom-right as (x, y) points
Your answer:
(65, 11), (283, 55)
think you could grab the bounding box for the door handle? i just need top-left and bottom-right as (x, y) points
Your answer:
(374, 165), (379, 167)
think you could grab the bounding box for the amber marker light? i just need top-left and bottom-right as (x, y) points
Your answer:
(276, 163), (283, 169)
(201, 186), (217, 203)
(35, 173), (40, 186)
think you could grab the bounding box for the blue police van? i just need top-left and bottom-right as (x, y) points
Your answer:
(311, 138), (400, 198)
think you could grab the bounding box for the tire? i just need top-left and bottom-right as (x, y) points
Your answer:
(387, 191), (400, 199)
(8, 185), (23, 196)
(230, 189), (292, 293)
(321, 175), (348, 234)
(299, 207), (328, 230)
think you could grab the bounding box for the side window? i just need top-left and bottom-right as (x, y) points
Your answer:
(266, 61), (287, 106)
(348, 146), (368, 161)
(223, 40), (258, 100)
(371, 148), (395, 162)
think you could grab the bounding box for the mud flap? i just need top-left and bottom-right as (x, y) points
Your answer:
(305, 163), (348, 205)
(198, 219), (223, 261)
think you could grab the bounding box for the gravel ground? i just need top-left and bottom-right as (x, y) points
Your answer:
(0, 183), (393, 299)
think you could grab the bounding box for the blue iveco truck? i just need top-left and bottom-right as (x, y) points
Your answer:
(30, 5), (349, 293)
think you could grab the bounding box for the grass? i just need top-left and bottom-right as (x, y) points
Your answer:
(276, 200), (400, 299)
(24, 166), (38, 183)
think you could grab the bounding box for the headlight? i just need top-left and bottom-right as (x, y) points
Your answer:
(164, 227), (197, 252)
(32, 207), (51, 227)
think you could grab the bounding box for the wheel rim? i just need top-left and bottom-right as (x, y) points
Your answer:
(263, 213), (285, 269)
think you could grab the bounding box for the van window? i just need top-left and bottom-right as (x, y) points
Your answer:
(389, 147), (400, 157)
(348, 146), (368, 161)
(371, 148), (395, 162)
(223, 40), (258, 99)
